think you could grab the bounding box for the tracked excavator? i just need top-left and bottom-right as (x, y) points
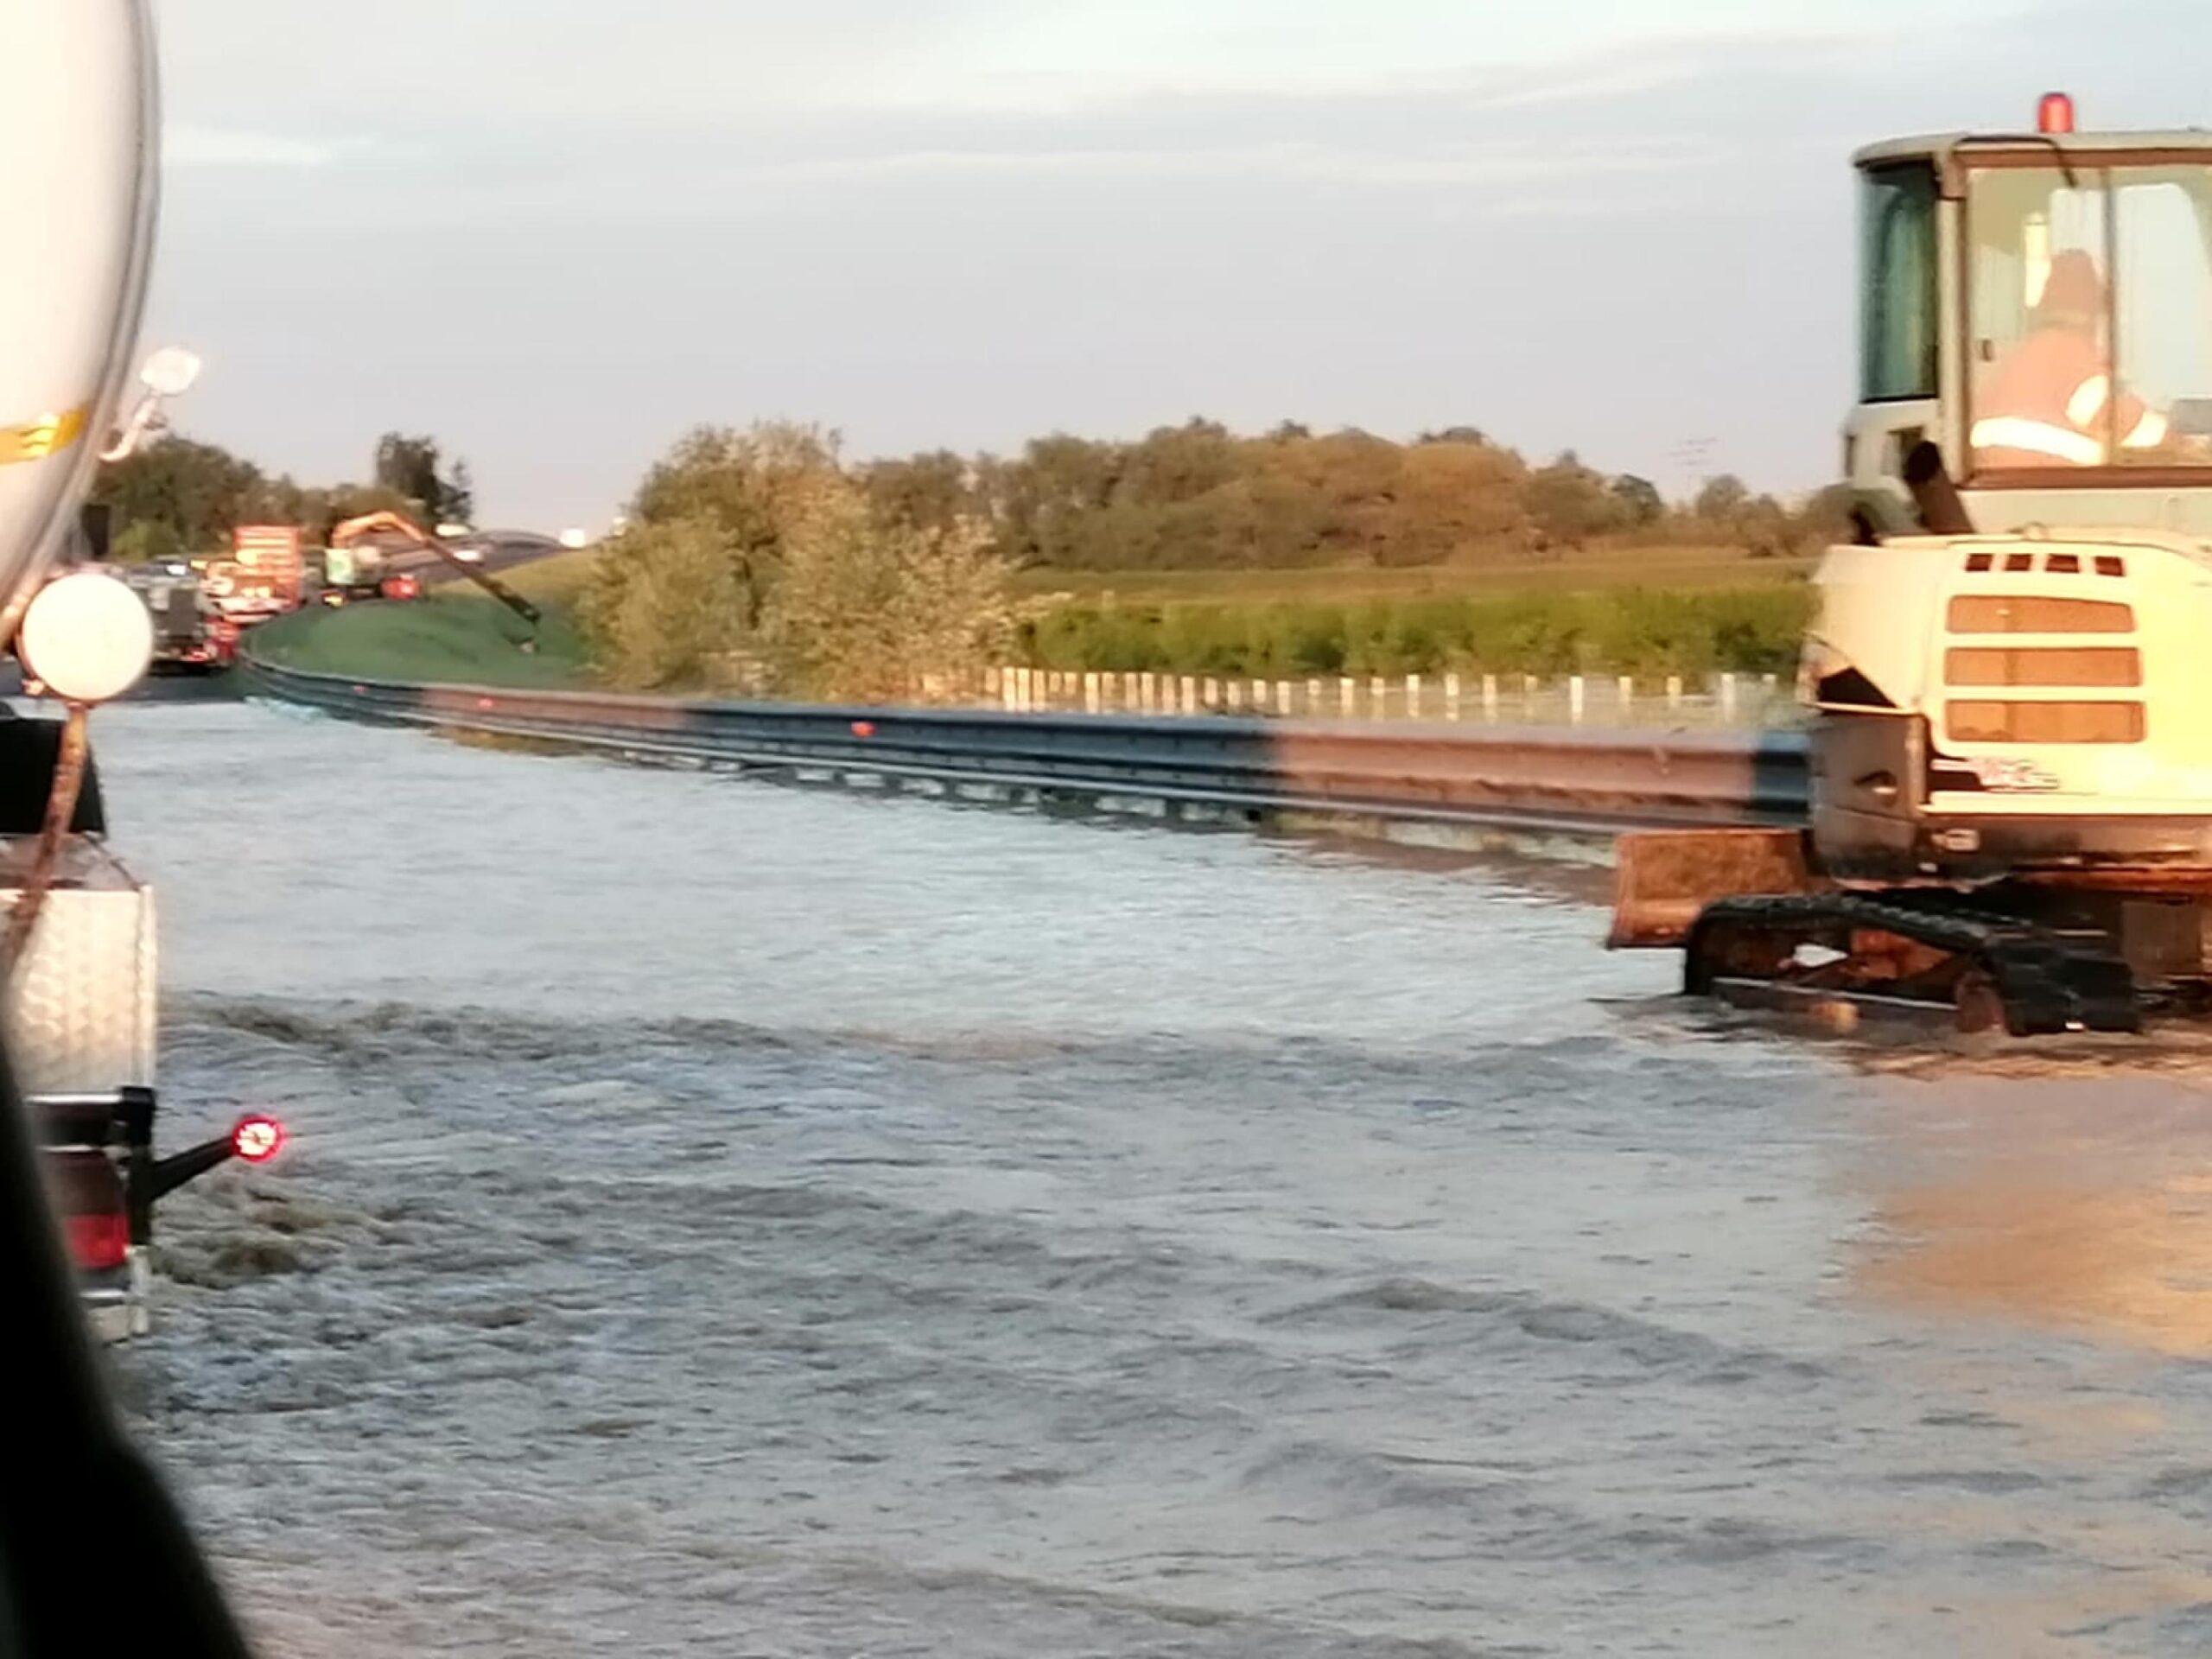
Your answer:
(1612, 95), (2212, 1036)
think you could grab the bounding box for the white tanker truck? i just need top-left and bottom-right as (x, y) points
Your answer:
(3, 2), (283, 1338)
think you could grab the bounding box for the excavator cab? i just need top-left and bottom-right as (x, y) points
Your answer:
(1847, 97), (2212, 531)
(1618, 99), (2212, 1033)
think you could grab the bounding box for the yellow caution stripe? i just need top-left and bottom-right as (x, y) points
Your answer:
(0, 405), (90, 466)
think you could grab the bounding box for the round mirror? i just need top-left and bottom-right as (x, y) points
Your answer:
(19, 571), (156, 703)
(138, 346), (203, 398)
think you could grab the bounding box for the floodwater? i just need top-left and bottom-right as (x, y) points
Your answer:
(82, 698), (2212, 1656)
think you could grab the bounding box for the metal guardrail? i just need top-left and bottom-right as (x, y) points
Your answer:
(238, 652), (1811, 839)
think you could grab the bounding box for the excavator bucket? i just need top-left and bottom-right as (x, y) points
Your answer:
(1608, 828), (1817, 949)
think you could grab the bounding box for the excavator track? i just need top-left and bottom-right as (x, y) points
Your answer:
(1683, 893), (2142, 1036)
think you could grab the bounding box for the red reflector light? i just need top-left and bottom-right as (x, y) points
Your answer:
(850, 720), (876, 738)
(65, 1211), (129, 1272)
(2037, 92), (2075, 134)
(232, 1116), (286, 1165)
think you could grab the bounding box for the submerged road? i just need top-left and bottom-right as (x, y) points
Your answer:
(87, 698), (2212, 1657)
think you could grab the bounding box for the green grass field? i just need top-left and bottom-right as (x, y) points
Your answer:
(1010, 545), (1816, 607)
(251, 591), (593, 689)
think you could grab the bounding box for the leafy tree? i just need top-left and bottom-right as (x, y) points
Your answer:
(109, 519), (188, 564)
(89, 436), (274, 553)
(860, 449), (972, 532)
(768, 481), (1012, 700)
(629, 423), (846, 629)
(581, 516), (756, 690)
(1525, 452), (1624, 548)
(445, 458), (474, 525)
(373, 432), (474, 524)
(588, 423), (1011, 698)
(1610, 474), (1664, 527)
(1694, 474), (1751, 522)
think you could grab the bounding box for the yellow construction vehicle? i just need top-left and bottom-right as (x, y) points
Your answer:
(1613, 94), (2212, 1034)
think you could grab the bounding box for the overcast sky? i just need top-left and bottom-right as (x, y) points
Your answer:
(147, 0), (2202, 528)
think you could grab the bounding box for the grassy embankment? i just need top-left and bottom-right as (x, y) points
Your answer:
(247, 554), (595, 689)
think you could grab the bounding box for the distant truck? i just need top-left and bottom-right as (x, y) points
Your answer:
(200, 523), (308, 654)
(116, 563), (219, 671)
(232, 523), (303, 601)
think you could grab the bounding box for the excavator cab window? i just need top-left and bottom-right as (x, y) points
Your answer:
(1859, 163), (1937, 402)
(2111, 168), (2212, 458)
(1966, 160), (2212, 474)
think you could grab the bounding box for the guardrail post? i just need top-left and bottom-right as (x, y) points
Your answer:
(1618, 675), (1633, 719)
(1250, 678), (1268, 712)
(1444, 671), (1461, 721)
(1084, 672), (1101, 713)
(1406, 673), (1421, 719)
(1482, 673), (1498, 721)
(1761, 672), (1779, 710)
(1224, 679), (1242, 712)
(1302, 678), (1318, 716)
(1522, 675), (1538, 713)
(1569, 675), (1586, 723)
(1180, 676), (1198, 715)
(1667, 674), (1683, 710)
(1370, 676), (1387, 719)
(1720, 672), (1738, 721)
(1339, 677), (1355, 718)
(1276, 680), (1293, 715)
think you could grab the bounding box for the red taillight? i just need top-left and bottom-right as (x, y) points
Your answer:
(65, 1211), (129, 1273)
(2038, 92), (2075, 135)
(232, 1115), (286, 1165)
(850, 720), (876, 738)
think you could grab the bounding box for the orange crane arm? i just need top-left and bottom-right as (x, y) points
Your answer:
(327, 511), (543, 633)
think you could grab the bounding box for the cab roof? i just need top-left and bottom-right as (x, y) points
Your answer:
(1856, 130), (2212, 170)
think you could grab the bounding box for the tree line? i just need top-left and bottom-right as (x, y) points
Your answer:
(88, 431), (474, 563)
(856, 418), (1852, 571)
